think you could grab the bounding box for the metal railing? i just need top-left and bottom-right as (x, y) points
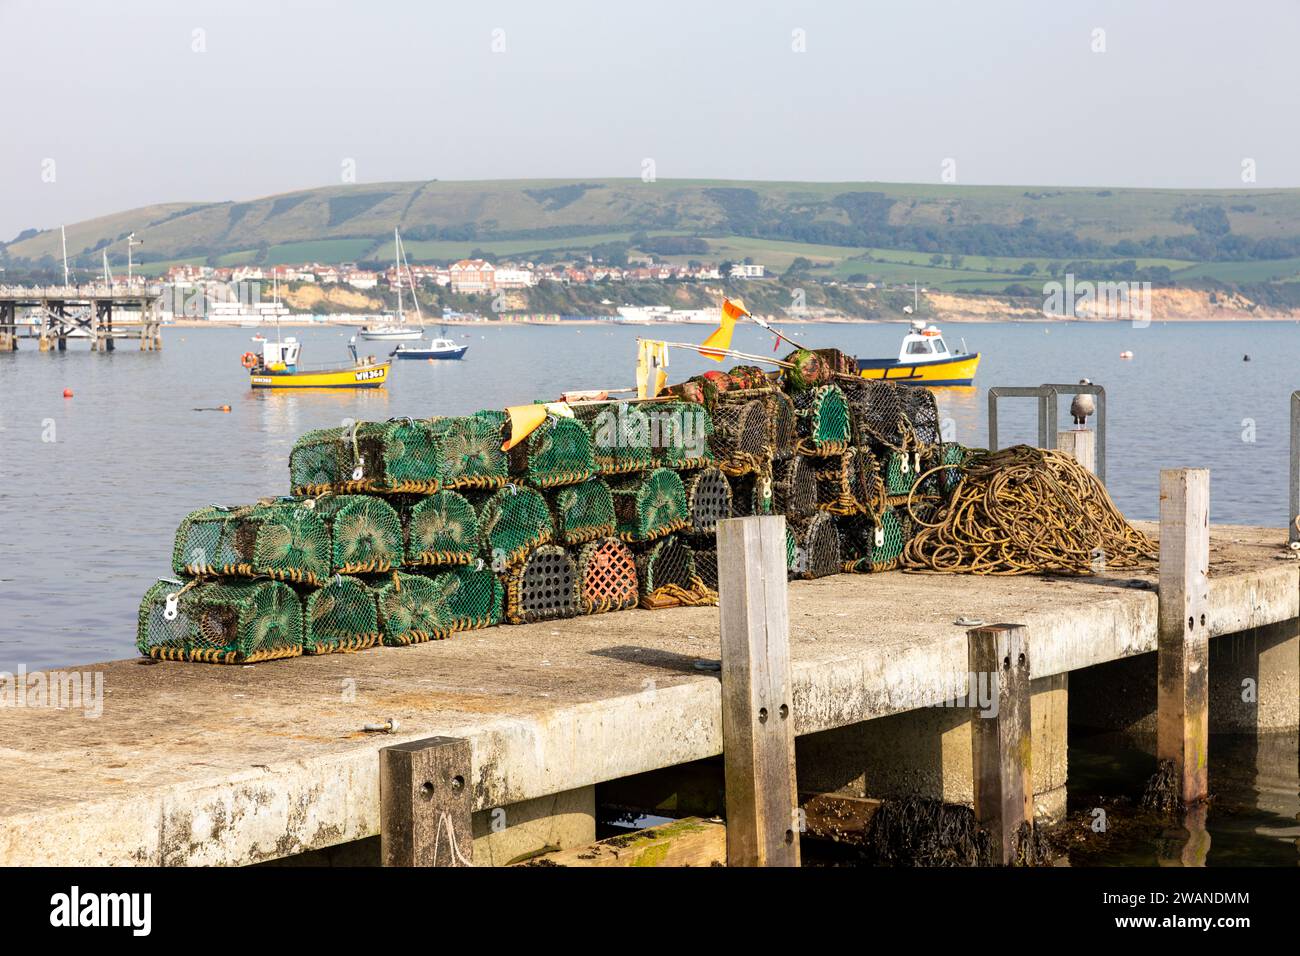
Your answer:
(988, 382), (1107, 484)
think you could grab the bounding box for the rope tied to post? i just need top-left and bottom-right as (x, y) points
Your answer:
(902, 445), (1157, 575)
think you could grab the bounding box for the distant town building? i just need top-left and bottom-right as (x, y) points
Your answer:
(729, 263), (765, 279)
(450, 259), (496, 294)
(344, 270), (379, 290)
(493, 267), (536, 289)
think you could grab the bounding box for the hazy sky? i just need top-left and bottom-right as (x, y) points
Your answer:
(2, 0), (1298, 240)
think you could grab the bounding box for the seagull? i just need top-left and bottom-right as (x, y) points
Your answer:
(1070, 378), (1095, 427)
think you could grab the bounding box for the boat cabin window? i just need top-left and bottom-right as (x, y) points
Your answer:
(906, 339), (934, 355)
(932, 338), (948, 353)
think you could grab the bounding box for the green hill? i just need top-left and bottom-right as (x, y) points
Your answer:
(8, 178), (1300, 290)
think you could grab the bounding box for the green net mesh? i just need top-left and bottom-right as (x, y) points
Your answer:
(287, 426), (351, 496)
(785, 525), (797, 574)
(789, 511), (842, 579)
(503, 543), (579, 624)
(708, 391), (774, 477)
(172, 501), (332, 585)
(838, 507), (909, 573)
(610, 467), (689, 542)
(573, 402), (655, 476)
(683, 467), (733, 538)
(770, 390), (798, 459)
(635, 534), (697, 598)
(137, 578), (303, 663)
(729, 467), (774, 517)
(310, 494), (405, 573)
(781, 349), (833, 392)
(648, 401), (715, 470)
(301, 574), (380, 654)
(549, 477), (617, 545)
(402, 490), (480, 567)
(575, 536), (639, 614)
(474, 483), (555, 569)
(772, 455), (817, 521)
(372, 571), (445, 646)
(508, 413), (597, 488)
(426, 415), (510, 491)
(693, 547), (718, 593)
(422, 564), (503, 633)
(883, 449), (924, 496)
(793, 384), (851, 455)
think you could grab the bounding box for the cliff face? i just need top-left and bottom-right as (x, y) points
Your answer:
(278, 284), (383, 313)
(927, 288), (1299, 322)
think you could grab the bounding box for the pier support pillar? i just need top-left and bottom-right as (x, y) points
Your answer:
(1056, 428), (1096, 474)
(717, 515), (800, 867)
(379, 736), (474, 866)
(968, 624), (1033, 864)
(1157, 468), (1211, 807)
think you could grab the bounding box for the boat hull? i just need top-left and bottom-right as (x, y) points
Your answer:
(359, 328), (424, 341)
(250, 363), (390, 389)
(392, 346), (468, 360)
(857, 352), (980, 386)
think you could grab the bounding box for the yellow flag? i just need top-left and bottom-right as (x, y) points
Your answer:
(637, 340), (669, 399)
(699, 298), (749, 361)
(502, 404), (548, 451)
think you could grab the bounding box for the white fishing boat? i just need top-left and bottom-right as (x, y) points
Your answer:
(358, 229), (425, 341)
(390, 335), (468, 361)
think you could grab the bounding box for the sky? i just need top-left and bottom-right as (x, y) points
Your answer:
(1, 0), (1298, 240)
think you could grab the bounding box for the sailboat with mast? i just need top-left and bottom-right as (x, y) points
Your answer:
(358, 228), (425, 341)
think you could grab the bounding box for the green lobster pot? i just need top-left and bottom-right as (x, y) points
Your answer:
(172, 501), (331, 585)
(424, 414), (510, 491)
(682, 467), (733, 538)
(504, 543), (580, 624)
(838, 507), (909, 573)
(474, 484), (554, 569)
(793, 384), (851, 456)
(575, 536), (639, 614)
(648, 401), (715, 470)
(729, 468), (774, 518)
(883, 448), (925, 496)
(508, 414), (597, 488)
(288, 419), (444, 495)
(548, 477), (617, 545)
(311, 495), (404, 574)
(137, 578), (303, 664)
(371, 571), (445, 646)
(635, 534), (713, 607)
(789, 511), (842, 580)
(402, 490), (480, 567)
(421, 564), (503, 634)
(573, 402), (655, 476)
(610, 467), (689, 543)
(708, 391), (774, 477)
(301, 575), (380, 654)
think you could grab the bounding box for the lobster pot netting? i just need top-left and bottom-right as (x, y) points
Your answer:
(789, 512), (843, 580)
(548, 478), (617, 545)
(770, 390), (798, 459)
(371, 571), (444, 646)
(813, 452), (863, 516)
(310, 495), (405, 573)
(635, 535), (714, 608)
(504, 543), (580, 624)
(782, 349), (834, 393)
(785, 526), (798, 575)
(576, 536), (639, 614)
(793, 384), (851, 456)
(402, 491), (480, 567)
(173, 501), (331, 585)
(852, 447), (887, 515)
(772, 455), (818, 521)
(572, 402), (655, 476)
(508, 414), (597, 488)
(138, 578), (303, 663)
(426, 414), (510, 491)
(838, 508), (909, 573)
(729, 468), (774, 518)
(708, 392), (774, 476)
(288, 419), (441, 495)
(610, 467), (689, 542)
(883, 448), (926, 496)
(693, 547), (718, 593)
(422, 564), (503, 633)
(683, 467), (733, 538)
(301, 575), (380, 654)
(474, 484), (554, 568)
(649, 401), (715, 471)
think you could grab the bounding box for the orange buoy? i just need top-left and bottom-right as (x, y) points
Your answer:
(219, 405), (232, 412)
(62, 388), (74, 398)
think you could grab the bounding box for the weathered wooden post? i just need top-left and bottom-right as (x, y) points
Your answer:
(1056, 429), (1096, 475)
(968, 623), (1032, 865)
(380, 736), (474, 866)
(717, 515), (800, 867)
(1157, 468), (1211, 807)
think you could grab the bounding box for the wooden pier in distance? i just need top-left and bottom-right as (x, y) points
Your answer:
(0, 283), (164, 353)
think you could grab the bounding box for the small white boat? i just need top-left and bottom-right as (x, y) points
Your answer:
(390, 336), (468, 361)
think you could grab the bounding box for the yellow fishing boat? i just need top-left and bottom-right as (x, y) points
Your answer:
(244, 337), (390, 389)
(856, 320), (979, 386)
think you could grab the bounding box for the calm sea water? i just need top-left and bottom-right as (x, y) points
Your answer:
(1, 318), (1297, 670)
(1, 318), (1297, 867)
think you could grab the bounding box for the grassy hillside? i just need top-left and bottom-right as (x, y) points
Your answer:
(8, 178), (1300, 290)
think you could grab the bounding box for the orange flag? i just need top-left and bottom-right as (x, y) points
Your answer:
(699, 298), (749, 361)
(502, 404), (549, 451)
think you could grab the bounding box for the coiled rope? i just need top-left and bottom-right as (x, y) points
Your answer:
(902, 445), (1157, 575)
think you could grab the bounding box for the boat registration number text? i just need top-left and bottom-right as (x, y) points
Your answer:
(355, 368), (385, 381)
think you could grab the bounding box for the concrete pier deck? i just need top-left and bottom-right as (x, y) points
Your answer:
(1, 524), (1296, 866)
